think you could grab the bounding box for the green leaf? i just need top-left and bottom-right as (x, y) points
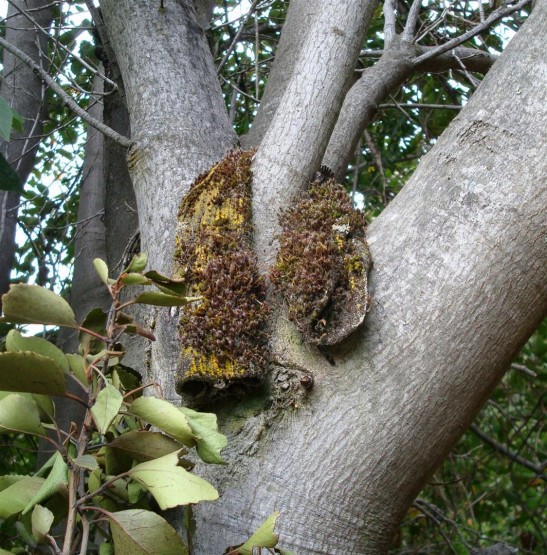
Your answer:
(93, 258), (110, 285)
(72, 455), (99, 471)
(0, 352), (66, 396)
(0, 152), (22, 192)
(23, 452), (68, 514)
(6, 329), (70, 372)
(0, 393), (46, 436)
(121, 273), (151, 286)
(91, 384), (123, 434)
(31, 505), (54, 543)
(1, 284), (78, 327)
(236, 512), (280, 555)
(125, 253), (148, 273)
(132, 291), (199, 307)
(128, 451), (218, 509)
(130, 397), (194, 446)
(99, 542), (114, 555)
(32, 393), (55, 421)
(66, 353), (88, 384)
(0, 476), (46, 518)
(144, 270), (187, 297)
(107, 509), (188, 555)
(108, 431), (187, 463)
(0, 96), (13, 141)
(179, 407), (227, 464)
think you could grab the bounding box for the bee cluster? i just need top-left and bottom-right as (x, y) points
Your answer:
(174, 150), (270, 398)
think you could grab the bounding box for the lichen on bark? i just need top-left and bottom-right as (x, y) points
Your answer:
(174, 150), (270, 397)
(271, 178), (371, 345)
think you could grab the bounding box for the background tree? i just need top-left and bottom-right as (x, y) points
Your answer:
(0, 1), (545, 553)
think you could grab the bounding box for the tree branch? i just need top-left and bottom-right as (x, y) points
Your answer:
(402, 0), (422, 41)
(470, 424), (547, 477)
(6, 0), (117, 89)
(383, 0), (397, 45)
(413, 0), (532, 66)
(0, 37), (134, 148)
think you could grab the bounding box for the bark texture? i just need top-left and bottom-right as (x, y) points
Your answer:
(251, 0), (378, 271)
(191, 4), (547, 553)
(0, 0), (53, 306)
(99, 0), (236, 398)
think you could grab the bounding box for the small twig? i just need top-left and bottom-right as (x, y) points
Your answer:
(0, 37), (134, 148)
(379, 102), (462, 110)
(511, 363), (537, 377)
(402, 0), (423, 41)
(217, 0), (261, 73)
(414, 0), (531, 66)
(470, 424), (547, 477)
(5, 0), (117, 89)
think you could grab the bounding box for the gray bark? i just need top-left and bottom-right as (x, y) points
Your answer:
(242, 0), (323, 148)
(251, 0), (378, 271)
(0, 0), (53, 306)
(86, 1), (546, 553)
(99, 0), (236, 398)
(192, 3), (547, 553)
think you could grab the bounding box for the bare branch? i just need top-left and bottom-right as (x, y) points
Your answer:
(379, 102), (462, 110)
(402, 0), (422, 41)
(5, 0), (117, 89)
(470, 424), (547, 477)
(0, 36), (134, 148)
(414, 0), (532, 66)
(383, 0), (397, 45)
(511, 363), (537, 377)
(217, 0), (261, 73)
(362, 46), (498, 73)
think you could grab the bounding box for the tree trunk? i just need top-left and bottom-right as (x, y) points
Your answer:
(0, 0), (53, 305)
(96, 1), (546, 553)
(191, 4), (547, 553)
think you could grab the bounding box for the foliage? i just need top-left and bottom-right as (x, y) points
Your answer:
(0, 256), (225, 553)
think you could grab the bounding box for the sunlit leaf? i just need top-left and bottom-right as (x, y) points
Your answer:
(66, 353), (88, 384)
(0, 351), (66, 395)
(6, 329), (70, 372)
(129, 397), (194, 445)
(91, 384), (123, 434)
(235, 512), (280, 555)
(93, 258), (110, 285)
(1, 284), (77, 327)
(179, 407), (227, 464)
(108, 509), (188, 555)
(128, 451), (218, 509)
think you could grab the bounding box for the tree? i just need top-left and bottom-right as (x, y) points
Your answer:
(1, 1), (545, 553)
